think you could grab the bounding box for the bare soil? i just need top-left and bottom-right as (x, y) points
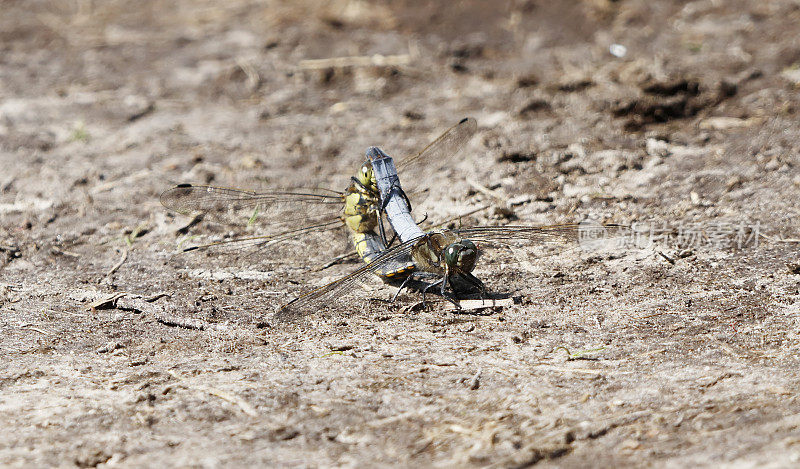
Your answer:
(2, 0), (800, 467)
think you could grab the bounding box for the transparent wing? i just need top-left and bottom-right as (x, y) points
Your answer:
(181, 219), (344, 255)
(397, 117), (478, 170)
(447, 224), (626, 272)
(277, 223), (628, 318)
(276, 234), (422, 320)
(161, 184), (347, 259)
(454, 223), (578, 243)
(454, 223), (628, 251)
(160, 184), (344, 228)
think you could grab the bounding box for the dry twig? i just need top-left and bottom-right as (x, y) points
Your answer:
(298, 54), (411, 70)
(168, 371), (258, 417)
(19, 324), (50, 335)
(105, 247), (129, 278)
(443, 297), (514, 311)
(466, 177), (509, 204)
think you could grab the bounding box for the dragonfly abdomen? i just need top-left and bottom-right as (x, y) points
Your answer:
(367, 147), (425, 243)
(351, 230), (415, 279)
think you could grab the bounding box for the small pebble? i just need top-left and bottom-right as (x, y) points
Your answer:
(468, 369), (482, 390)
(97, 341), (122, 354)
(609, 44), (627, 58)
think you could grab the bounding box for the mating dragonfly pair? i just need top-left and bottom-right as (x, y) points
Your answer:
(161, 118), (608, 317)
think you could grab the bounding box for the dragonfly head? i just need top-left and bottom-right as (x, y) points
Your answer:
(443, 239), (478, 273)
(357, 161), (377, 193)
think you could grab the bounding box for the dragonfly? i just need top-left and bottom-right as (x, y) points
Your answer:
(278, 222), (624, 317)
(160, 117), (478, 278)
(279, 139), (624, 314)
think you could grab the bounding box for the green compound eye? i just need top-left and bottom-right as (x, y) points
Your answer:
(457, 240), (478, 272)
(443, 244), (460, 267)
(461, 240), (476, 252)
(442, 240), (478, 272)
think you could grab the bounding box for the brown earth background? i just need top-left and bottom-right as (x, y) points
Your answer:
(2, 0), (800, 467)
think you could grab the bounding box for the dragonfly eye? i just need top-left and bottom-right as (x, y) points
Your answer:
(443, 244), (460, 268)
(358, 162), (375, 190)
(443, 240), (478, 272)
(457, 240), (478, 272)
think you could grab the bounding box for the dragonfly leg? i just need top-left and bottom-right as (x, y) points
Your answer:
(398, 184), (413, 212)
(421, 277), (444, 309)
(385, 229), (398, 248)
(350, 176), (368, 192)
(459, 272), (487, 299)
(391, 274), (417, 302)
(440, 274), (462, 310)
(379, 180), (414, 213)
(391, 271), (436, 302)
(377, 214), (389, 246)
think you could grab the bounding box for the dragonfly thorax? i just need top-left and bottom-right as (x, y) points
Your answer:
(411, 231), (479, 275)
(342, 179), (379, 233)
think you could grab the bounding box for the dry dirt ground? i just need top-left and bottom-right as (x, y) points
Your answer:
(2, 0), (800, 467)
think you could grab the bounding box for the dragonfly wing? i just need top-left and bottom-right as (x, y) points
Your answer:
(451, 223), (629, 267)
(161, 184), (346, 259)
(276, 234), (423, 320)
(453, 224), (579, 243)
(396, 117), (478, 170)
(180, 219), (344, 256)
(160, 184), (344, 228)
(277, 224), (627, 319)
(453, 223), (627, 246)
